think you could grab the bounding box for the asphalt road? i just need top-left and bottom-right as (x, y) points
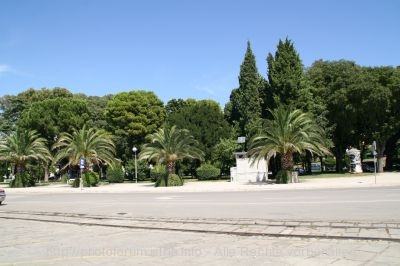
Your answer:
(2, 186), (400, 222)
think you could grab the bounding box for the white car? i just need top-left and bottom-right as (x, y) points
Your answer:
(0, 188), (5, 205)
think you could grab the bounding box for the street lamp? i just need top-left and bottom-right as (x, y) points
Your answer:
(132, 146), (138, 183)
(149, 164), (153, 181)
(53, 135), (60, 181)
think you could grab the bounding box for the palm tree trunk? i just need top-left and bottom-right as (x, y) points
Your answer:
(281, 152), (294, 171)
(44, 167), (49, 182)
(16, 163), (24, 176)
(166, 161), (175, 174)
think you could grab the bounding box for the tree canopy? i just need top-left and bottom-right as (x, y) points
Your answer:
(104, 90), (165, 160)
(139, 125), (204, 174)
(248, 108), (331, 182)
(18, 97), (91, 142)
(267, 38), (305, 107)
(226, 41), (263, 136)
(0, 129), (52, 176)
(166, 98), (231, 160)
(52, 125), (116, 170)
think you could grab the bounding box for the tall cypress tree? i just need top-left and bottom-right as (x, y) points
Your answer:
(268, 38), (331, 174)
(267, 38), (305, 107)
(228, 41), (263, 136)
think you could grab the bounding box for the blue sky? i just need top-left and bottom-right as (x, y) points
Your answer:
(0, 0), (399, 106)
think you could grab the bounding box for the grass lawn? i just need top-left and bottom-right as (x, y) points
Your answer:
(300, 172), (374, 179)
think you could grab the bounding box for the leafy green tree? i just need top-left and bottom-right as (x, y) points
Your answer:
(385, 67), (400, 169)
(104, 90), (165, 161)
(139, 125), (204, 176)
(52, 125), (116, 172)
(0, 129), (52, 179)
(76, 94), (113, 130)
(306, 60), (361, 171)
(165, 98), (187, 114)
(267, 38), (306, 108)
(211, 138), (240, 175)
(18, 97), (91, 142)
(227, 41), (263, 136)
(248, 108), (331, 183)
(166, 99), (231, 160)
(0, 88), (73, 134)
(347, 66), (400, 171)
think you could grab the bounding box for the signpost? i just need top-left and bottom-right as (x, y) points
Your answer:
(372, 141), (377, 184)
(79, 157), (85, 190)
(237, 137), (245, 152)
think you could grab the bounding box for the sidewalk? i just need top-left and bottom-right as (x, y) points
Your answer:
(3, 217), (400, 266)
(1, 210), (400, 243)
(3, 172), (400, 194)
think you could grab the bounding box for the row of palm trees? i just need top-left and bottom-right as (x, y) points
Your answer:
(0, 108), (331, 186)
(0, 126), (117, 184)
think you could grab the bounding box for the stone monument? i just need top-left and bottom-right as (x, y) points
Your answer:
(346, 147), (363, 173)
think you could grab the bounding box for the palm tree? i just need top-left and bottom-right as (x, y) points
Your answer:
(248, 107), (331, 182)
(52, 125), (116, 170)
(139, 125), (204, 174)
(0, 129), (52, 177)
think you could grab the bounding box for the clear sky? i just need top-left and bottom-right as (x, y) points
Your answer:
(0, 0), (399, 106)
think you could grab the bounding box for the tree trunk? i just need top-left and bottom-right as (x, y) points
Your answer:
(281, 152), (294, 171)
(335, 147), (343, 173)
(319, 156), (324, 173)
(384, 131), (400, 170)
(166, 161), (175, 174)
(16, 163), (24, 177)
(305, 150), (312, 174)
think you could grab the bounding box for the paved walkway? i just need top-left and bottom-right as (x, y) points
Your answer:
(3, 172), (400, 194)
(1, 210), (400, 243)
(2, 217), (400, 265)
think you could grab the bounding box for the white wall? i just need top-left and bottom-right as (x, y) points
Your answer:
(231, 156), (267, 183)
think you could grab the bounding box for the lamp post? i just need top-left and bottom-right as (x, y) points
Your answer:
(53, 135), (60, 182)
(149, 164), (153, 181)
(132, 146), (138, 183)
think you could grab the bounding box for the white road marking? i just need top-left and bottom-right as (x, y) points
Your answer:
(154, 196), (184, 200)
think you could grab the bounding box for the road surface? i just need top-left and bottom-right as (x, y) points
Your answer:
(3, 186), (400, 222)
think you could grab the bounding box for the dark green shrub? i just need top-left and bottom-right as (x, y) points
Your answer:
(275, 170), (290, 184)
(10, 175), (23, 188)
(71, 178), (80, 188)
(10, 173), (35, 188)
(150, 164), (167, 182)
(106, 166), (125, 183)
(325, 156), (336, 166)
(26, 174), (36, 187)
(83, 172), (99, 187)
(125, 159), (150, 181)
(154, 174), (183, 187)
(61, 174), (69, 183)
(196, 163), (221, 180)
(167, 174), (184, 186)
(155, 175), (167, 187)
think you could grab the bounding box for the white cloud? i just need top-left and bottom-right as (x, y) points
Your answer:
(0, 64), (12, 74)
(196, 85), (217, 97)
